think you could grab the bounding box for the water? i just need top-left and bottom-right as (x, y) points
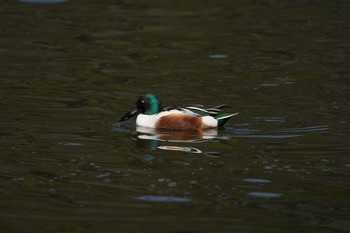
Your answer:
(1, 0), (350, 232)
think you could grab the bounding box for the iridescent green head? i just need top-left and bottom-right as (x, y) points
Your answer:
(119, 94), (164, 122)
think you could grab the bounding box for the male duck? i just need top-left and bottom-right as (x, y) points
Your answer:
(119, 94), (238, 130)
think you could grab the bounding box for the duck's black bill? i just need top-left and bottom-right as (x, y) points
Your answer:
(119, 107), (139, 122)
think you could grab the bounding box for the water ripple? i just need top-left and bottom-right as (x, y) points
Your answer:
(275, 125), (329, 133)
(158, 146), (202, 154)
(20, 0), (67, 3)
(209, 54), (228, 59)
(134, 195), (192, 203)
(248, 192), (283, 198)
(244, 178), (271, 184)
(232, 134), (301, 139)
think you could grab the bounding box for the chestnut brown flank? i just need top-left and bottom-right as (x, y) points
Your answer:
(155, 114), (203, 130)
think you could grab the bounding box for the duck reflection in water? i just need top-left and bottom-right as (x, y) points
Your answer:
(134, 126), (221, 153)
(136, 126), (218, 143)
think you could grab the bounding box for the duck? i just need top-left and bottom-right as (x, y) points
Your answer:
(118, 94), (238, 130)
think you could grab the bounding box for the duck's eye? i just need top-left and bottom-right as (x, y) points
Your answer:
(141, 99), (145, 104)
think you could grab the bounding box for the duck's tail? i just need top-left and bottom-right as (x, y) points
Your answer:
(215, 113), (239, 127)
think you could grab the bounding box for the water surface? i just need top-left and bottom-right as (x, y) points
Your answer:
(1, 0), (350, 232)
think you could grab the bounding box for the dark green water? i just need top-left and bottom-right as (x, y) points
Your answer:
(1, 0), (350, 232)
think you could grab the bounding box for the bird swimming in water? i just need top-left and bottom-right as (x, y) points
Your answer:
(119, 94), (238, 130)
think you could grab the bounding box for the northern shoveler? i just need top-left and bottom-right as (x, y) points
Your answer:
(119, 94), (238, 130)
